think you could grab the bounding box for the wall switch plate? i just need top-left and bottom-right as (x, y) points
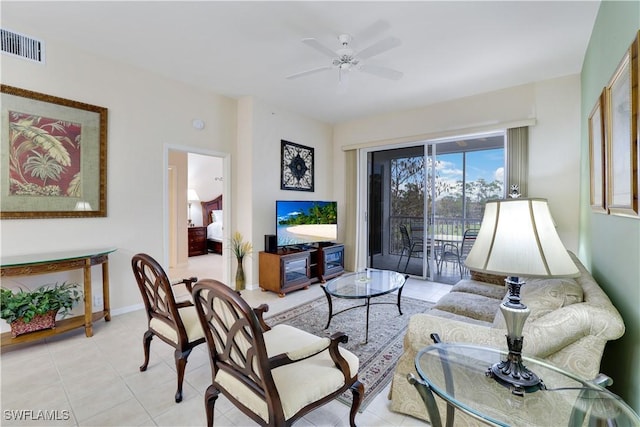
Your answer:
(93, 295), (103, 307)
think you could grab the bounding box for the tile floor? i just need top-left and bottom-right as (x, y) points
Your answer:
(1, 254), (451, 426)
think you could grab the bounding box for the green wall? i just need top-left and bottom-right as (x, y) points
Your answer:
(580, 1), (640, 412)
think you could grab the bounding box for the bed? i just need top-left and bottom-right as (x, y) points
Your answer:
(201, 195), (223, 255)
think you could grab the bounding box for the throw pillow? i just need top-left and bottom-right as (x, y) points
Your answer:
(492, 277), (583, 329)
(470, 270), (507, 286)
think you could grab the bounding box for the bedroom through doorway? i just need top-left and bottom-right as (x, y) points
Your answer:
(166, 148), (229, 285)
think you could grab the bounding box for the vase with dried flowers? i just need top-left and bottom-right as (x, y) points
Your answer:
(230, 231), (252, 291)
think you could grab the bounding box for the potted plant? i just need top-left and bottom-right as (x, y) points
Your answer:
(229, 231), (252, 291)
(0, 282), (82, 337)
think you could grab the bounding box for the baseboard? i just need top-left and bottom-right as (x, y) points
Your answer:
(111, 303), (144, 317)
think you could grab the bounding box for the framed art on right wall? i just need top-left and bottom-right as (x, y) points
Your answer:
(589, 89), (607, 213)
(605, 32), (638, 217)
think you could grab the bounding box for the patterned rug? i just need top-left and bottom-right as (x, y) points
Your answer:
(266, 292), (433, 410)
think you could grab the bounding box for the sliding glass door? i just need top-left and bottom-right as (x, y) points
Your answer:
(368, 145), (434, 278)
(367, 133), (505, 283)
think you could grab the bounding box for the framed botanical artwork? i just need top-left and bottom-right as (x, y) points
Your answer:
(1, 85), (108, 218)
(589, 90), (607, 213)
(635, 31), (640, 218)
(281, 140), (314, 192)
(605, 37), (638, 218)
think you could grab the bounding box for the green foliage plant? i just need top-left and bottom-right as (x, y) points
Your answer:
(0, 282), (82, 324)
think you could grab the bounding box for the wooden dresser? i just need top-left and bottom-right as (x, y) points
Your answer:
(187, 226), (207, 256)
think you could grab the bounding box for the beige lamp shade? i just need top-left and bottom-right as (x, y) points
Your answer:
(187, 189), (200, 202)
(464, 198), (579, 278)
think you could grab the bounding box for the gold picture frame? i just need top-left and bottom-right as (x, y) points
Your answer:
(605, 35), (638, 218)
(589, 89), (607, 213)
(1, 85), (108, 219)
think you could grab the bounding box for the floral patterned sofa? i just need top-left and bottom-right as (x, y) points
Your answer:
(389, 252), (625, 423)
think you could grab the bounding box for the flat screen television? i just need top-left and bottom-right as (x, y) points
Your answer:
(276, 200), (337, 248)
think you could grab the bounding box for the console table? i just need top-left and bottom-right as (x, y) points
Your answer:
(410, 342), (640, 426)
(1, 248), (116, 348)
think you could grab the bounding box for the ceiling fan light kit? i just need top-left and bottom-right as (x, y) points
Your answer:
(286, 24), (403, 85)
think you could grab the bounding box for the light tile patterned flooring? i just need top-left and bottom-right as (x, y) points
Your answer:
(1, 254), (451, 426)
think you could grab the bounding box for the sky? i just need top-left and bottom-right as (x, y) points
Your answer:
(437, 148), (504, 186)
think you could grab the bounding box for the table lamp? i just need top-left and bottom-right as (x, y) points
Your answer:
(464, 198), (579, 395)
(187, 189), (199, 227)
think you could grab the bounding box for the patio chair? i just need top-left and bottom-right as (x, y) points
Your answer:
(191, 278), (364, 427)
(437, 229), (478, 278)
(397, 224), (424, 273)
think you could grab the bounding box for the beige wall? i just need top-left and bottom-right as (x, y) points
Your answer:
(0, 23), (237, 328)
(237, 97), (334, 289)
(333, 75), (582, 259)
(168, 150), (189, 265)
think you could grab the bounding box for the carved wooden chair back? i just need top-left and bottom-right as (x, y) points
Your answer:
(192, 278), (364, 427)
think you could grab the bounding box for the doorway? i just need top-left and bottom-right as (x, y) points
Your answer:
(165, 146), (230, 285)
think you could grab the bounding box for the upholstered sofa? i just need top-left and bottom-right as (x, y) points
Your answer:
(389, 252), (625, 423)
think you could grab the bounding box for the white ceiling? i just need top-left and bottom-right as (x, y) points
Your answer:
(2, 1), (600, 124)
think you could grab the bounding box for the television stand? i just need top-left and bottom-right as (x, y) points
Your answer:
(258, 243), (344, 297)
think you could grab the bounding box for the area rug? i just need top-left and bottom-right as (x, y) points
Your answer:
(266, 293), (433, 410)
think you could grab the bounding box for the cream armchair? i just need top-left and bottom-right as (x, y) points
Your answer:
(192, 278), (364, 427)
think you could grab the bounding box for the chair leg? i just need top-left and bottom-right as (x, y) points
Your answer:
(403, 249), (412, 273)
(174, 347), (193, 403)
(204, 385), (219, 427)
(396, 249), (406, 270)
(349, 380), (364, 427)
(140, 330), (153, 372)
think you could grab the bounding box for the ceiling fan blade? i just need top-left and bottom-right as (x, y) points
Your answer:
(355, 36), (401, 60)
(301, 38), (337, 58)
(359, 64), (403, 80)
(286, 65), (332, 80)
(355, 19), (391, 41)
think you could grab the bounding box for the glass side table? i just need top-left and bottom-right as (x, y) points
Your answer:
(410, 343), (640, 427)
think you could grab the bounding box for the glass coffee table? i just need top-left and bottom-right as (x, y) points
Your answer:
(321, 269), (407, 343)
(410, 342), (640, 427)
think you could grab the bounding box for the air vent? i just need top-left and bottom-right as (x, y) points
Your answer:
(1, 28), (44, 63)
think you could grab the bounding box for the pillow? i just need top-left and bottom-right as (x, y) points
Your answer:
(433, 291), (503, 323)
(211, 210), (223, 223)
(521, 277), (583, 308)
(492, 277), (583, 328)
(470, 270), (507, 286)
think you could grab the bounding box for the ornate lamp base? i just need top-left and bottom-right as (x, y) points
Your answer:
(487, 338), (545, 396)
(487, 277), (546, 396)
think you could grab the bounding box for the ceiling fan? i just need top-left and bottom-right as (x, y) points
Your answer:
(286, 26), (403, 84)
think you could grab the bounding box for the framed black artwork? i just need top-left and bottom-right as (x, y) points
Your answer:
(281, 140), (314, 191)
